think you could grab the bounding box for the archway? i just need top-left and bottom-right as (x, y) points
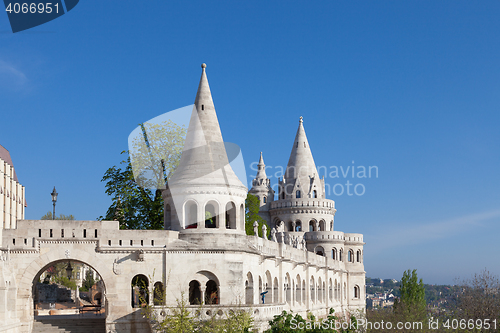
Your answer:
(131, 275), (149, 308)
(205, 280), (219, 304)
(245, 272), (254, 305)
(205, 201), (219, 228)
(32, 260), (106, 316)
(189, 280), (201, 305)
(225, 202), (236, 229)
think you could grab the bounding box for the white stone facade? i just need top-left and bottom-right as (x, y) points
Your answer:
(0, 145), (26, 230)
(0, 65), (365, 333)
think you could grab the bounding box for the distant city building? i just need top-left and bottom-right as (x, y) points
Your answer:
(0, 144), (26, 229)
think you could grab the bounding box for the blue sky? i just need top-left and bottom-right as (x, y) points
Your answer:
(1, 1), (499, 285)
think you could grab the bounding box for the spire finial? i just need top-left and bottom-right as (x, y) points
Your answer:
(201, 63), (207, 70)
(299, 116), (303, 123)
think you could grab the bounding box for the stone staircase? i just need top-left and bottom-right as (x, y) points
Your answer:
(33, 316), (106, 333)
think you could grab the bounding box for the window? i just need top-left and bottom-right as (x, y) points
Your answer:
(296, 190), (301, 198)
(263, 196), (267, 203)
(354, 285), (360, 299)
(201, 104), (204, 110)
(313, 190), (317, 198)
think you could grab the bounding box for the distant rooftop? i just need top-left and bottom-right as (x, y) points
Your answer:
(0, 144), (19, 182)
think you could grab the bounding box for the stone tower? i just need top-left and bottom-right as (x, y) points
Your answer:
(162, 64), (248, 237)
(248, 152), (274, 226)
(269, 117), (337, 234)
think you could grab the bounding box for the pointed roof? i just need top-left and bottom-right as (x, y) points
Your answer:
(0, 144), (19, 182)
(168, 64), (245, 188)
(284, 116), (319, 184)
(255, 152), (267, 179)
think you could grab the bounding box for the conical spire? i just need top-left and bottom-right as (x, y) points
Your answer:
(168, 64), (245, 188)
(256, 152), (267, 179)
(285, 116), (319, 182)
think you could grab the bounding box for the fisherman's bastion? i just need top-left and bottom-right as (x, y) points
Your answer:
(0, 64), (365, 332)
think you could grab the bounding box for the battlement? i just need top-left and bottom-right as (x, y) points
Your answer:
(2, 220), (179, 250)
(270, 198), (335, 210)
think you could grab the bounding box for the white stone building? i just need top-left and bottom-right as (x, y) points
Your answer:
(0, 145), (26, 229)
(0, 64), (364, 333)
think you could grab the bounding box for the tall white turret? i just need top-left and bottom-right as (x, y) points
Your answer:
(279, 116), (325, 200)
(248, 152), (274, 225)
(269, 117), (336, 233)
(163, 64), (247, 235)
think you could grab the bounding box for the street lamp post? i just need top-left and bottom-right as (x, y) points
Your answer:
(51, 187), (58, 220)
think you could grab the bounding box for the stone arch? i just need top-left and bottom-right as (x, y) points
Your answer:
(295, 275), (301, 305)
(318, 220), (326, 231)
(245, 272), (254, 305)
(295, 220), (302, 232)
(18, 248), (113, 304)
(348, 249), (354, 262)
(339, 248), (343, 262)
(189, 280), (201, 305)
(329, 278), (333, 301)
(318, 277), (323, 303)
(273, 277), (278, 304)
(335, 279), (339, 300)
(308, 219), (317, 232)
(332, 247), (337, 260)
(310, 276), (315, 303)
(225, 201), (237, 229)
(354, 285), (360, 299)
(205, 280), (219, 304)
(204, 200), (219, 228)
(357, 249), (361, 262)
(287, 221), (294, 232)
(184, 199), (198, 229)
(284, 273), (291, 305)
(265, 271), (272, 303)
(315, 246), (325, 256)
(131, 274), (149, 308)
(153, 281), (164, 305)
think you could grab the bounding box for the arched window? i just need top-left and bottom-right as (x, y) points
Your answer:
(315, 246), (324, 256)
(245, 272), (254, 305)
(313, 190), (317, 198)
(131, 275), (149, 308)
(153, 282), (164, 305)
(184, 201), (198, 229)
(189, 280), (201, 305)
(263, 196), (267, 203)
(354, 285), (360, 299)
(332, 248), (337, 260)
(225, 201), (236, 229)
(205, 201), (218, 228)
(205, 280), (219, 304)
(348, 249), (354, 263)
(296, 190), (301, 198)
(357, 250), (361, 262)
(295, 221), (302, 232)
(281, 191), (285, 200)
(339, 249), (343, 261)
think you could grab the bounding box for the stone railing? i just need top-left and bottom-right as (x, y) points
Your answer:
(149, 303), (284, 324)
(270, 199), (335, 210)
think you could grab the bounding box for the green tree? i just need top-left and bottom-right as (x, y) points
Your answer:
(245, 194), (269, 237)
(396, 269), (426, 322)
(99, 120), (186, 230)
(41, 212), (75, 220)
(80, 270), (96, 292)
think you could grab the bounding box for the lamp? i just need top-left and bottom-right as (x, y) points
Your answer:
(66, 262), (73, 280)
(51, 187), (58, 220)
